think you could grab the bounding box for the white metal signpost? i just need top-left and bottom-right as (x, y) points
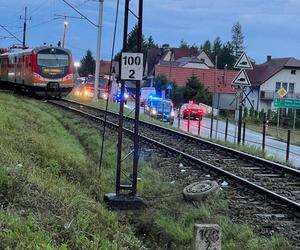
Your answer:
(121, 52), (143, 81)
(232, 52), (253, 144)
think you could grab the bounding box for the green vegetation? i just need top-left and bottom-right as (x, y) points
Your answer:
(0, 93), (292, 249)
(0, 93), (143, 249)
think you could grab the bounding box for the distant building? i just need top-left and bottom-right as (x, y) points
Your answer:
(145, 48), (215, 79)
(155, 64), (237, 94)
(246, 56), (300, 111)
(99, 60), (119, 78)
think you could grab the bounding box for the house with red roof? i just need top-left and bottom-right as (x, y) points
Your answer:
(246, 56), (300, 111)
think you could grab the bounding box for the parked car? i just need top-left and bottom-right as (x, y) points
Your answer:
(75, 82), (108, 100)
(180, 102), (204, 119)
(144, 96), (175, 124)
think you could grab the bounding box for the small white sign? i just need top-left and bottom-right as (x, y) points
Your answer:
(231, 69), (251, 86)
(234, 52), (253, 70)
(121, 52), (143, 81)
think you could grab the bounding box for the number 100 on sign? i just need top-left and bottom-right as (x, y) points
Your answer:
(121, 52), (143, 81)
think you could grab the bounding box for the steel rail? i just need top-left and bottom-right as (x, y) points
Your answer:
(61, 99), (300, 177)
(48, 100), (300, 213)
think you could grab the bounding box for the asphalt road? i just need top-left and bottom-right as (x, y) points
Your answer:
(126, 101), (300, 168)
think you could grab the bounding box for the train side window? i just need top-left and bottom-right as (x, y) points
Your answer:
(29, 62), (31, 66)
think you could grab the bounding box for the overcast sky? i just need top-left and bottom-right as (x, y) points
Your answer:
(1, 0), (300, 63)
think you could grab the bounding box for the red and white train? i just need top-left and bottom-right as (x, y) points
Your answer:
(0, 46), (74, 97)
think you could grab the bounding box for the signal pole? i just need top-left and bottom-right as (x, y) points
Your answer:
(104, 0), (144, 210)
(94, 0), (104, 101)
(20, 7), (31, 49)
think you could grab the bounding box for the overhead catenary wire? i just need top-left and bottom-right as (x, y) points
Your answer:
(61, 0), (98, 27)
(0, 24), (22, 43)
(99, 0), (120, 175)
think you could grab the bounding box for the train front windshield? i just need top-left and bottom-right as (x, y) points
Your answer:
(37, 48), (70, 78)
(37, 53), (69, 67)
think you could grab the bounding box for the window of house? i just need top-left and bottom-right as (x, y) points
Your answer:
(289, 83), (295, 93)
(275, 82), (281, 91)
(282, 82), (288, 91)
(291, 69), (296, 75)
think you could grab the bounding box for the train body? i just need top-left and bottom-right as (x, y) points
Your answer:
(0, 46), (74, 97)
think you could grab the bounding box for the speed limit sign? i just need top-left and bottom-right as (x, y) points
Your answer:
(120, 52), (143, 80)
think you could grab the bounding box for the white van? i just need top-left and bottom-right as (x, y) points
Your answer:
(140, 87), (156, 106)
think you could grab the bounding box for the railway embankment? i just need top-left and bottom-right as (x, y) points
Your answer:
(0, 92), (292, 249)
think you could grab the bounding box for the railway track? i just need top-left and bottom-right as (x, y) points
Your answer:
(47, 99), (300, 247)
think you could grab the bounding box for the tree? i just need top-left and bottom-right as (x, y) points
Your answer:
(78, 50), (95, 77)
(218, 41), (235, 69)
(170, 85), (185, 107)
(231, 22), (245, 59)
(184, 75), (211, 105)
(154, 74), (169, 94)
(147, 35), (158, 49)
(201, 40), (212, 54)
(179, 39), (189, 48)
(212, 37), (222, 67)
(114, 24), (158, 60)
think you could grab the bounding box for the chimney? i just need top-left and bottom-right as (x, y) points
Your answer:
(267, 55), (272, 62)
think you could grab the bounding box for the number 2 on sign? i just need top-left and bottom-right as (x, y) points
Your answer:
(129, 69), (135, 79)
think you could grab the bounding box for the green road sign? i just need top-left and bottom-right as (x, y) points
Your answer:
(274, 98), (300, 109)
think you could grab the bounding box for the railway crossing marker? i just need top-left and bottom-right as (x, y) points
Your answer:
(234, 52), (253, 70)
(232, 52), (253, 144)
(231, 69), (251, 86)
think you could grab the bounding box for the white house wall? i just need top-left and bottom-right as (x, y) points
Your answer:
(197, 51), (214, 68)
(260, 68), (300, 110)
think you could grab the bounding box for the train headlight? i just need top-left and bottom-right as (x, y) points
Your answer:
(171, 111), (175, 117)
(84, 90), (90, 96)
(124, 93), (129, 99)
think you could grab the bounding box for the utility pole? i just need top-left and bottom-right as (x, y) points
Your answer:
(94, 0), (104, 101)
(20, 7), (31, 49)
(62, 16), (68, 48)
(54, 14), (84, 48)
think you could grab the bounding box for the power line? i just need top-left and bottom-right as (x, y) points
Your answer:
(0, 24), (22, 43)
(29, 0), (49, 16)
(61, 0), (98, 27)
(27, 17), (60, 31)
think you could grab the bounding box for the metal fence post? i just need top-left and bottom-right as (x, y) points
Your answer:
(242, 122), (246, 145)
(187, 112), (191, 133)
(286, 129), (291, 162)
(225, 118), (228, 142)
(210, 114), (213, 138)
(262, 124), (266, 152)
(198, 116), (202, 136)
(178, 107), (181, 128)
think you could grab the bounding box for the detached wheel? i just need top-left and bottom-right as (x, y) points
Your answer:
(183, 181), (219, 201)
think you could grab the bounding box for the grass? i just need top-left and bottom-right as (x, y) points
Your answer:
(0, 93), (143, 249)
(0, 92), (292, 249)
(245, 122), (300, 146)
